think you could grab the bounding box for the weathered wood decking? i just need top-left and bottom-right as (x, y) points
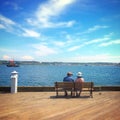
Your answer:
(0, 91), (120, 120)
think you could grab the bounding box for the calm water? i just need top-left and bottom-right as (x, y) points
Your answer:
(0, 65), (120, 86)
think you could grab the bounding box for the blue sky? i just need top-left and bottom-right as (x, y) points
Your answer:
(0, 0), (120, 62)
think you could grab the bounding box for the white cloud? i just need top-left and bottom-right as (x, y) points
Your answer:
(84, 33), (112, 44)
(33, 44), (57, 56)
(99, 39), (120, 47)
(66, 21), (76, 27)
(54, 20), (75, 27)
(2, 55), (11, 60)
(63, 54), (120, 62)
(27, 0), (76, 28)
(68, 46), (80, 51)
(84, 37), (110, 45)
(22, 29), (40, 38)
(87, 25), (109, 33)
(0, 14), (41, 38)
(78, 54), (110, 62)
(0, 14), (15, 25)
(53, 41), (65, 47)
(104, 32), (114, 38)
(79, 25), (109, 35)
(21, 56), (34, 60)
(0, 14), (16, 32)
(67, 34), (111, 51)
(0, 24), (6, 29)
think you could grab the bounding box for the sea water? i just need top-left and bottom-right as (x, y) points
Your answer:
(0, 64), (120, 86)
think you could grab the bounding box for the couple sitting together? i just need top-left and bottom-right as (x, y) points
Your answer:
(63, 72), (84, 96)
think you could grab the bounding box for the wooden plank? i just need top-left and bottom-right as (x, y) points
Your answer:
(0, 91), (120, 120)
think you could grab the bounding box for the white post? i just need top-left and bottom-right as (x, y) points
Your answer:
(11, 71), (18, 93)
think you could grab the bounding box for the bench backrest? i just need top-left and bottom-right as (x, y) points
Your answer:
(82, 82), (94, 88)
(55, 82), (94, 89)
(55, 82), (74, 89)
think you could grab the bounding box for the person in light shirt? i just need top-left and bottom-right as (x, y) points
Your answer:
(75, 72), (84, 96)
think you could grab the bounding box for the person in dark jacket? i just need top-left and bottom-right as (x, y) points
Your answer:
(63, 72), (74, 96)
(63, 72), (74, 82)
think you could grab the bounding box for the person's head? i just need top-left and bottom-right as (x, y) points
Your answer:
(67, 72), (73, 76)
(77, 72), (82, 78)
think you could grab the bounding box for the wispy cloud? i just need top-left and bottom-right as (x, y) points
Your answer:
(0, 14), (16, 32)
(22, 29), (40, 38)
(53, 41), (65, 47)
(78, 25), (109, 35)
(33, 44), (57, 56)
(73, 54), (111, 62)
(103, 32), (114, 38)
(0, 14), (41, 38)
(67, 33), (111, 51)
(68, 45), (80, 51)
(0, 24), (5, 29)
(0, 14), (15, 25)
(5, 1), (22, 10)
(84, 37), (110, 45)
(63, 54), (120, 62)
(21, 56), (34, 60)
(2, 55), (11, 60)
(99, 39), (120, 47)
(86, 25), (109, 33)
(27, 0), (76, 28)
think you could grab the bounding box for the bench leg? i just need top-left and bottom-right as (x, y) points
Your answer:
(75, 91), (80, 97)
(56, 90), (58, 97)
(90, 90), (93, 98)
(65, 90), (68, 96)
(71, 91), (72, 96)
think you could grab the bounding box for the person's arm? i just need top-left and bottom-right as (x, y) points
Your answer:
(82, 78), (84, 82)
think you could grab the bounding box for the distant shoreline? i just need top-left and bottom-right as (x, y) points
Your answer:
(0, 60), (120, 66)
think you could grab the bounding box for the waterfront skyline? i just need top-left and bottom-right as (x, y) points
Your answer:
(0, 0), (120, 62)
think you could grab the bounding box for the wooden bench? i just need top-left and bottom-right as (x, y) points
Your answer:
(54, 82), (74, 97)
(55, 82), (94, 98)
(75, 82), (94, 98)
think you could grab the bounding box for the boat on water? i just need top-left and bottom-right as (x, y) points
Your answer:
(6, 60), (19, 67)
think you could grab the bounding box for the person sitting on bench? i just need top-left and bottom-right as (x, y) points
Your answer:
(63, 72), (74, 96)
(75, 72), (84, 96)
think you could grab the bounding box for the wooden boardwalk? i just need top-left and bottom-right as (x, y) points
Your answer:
(0, 91), (120, 120)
